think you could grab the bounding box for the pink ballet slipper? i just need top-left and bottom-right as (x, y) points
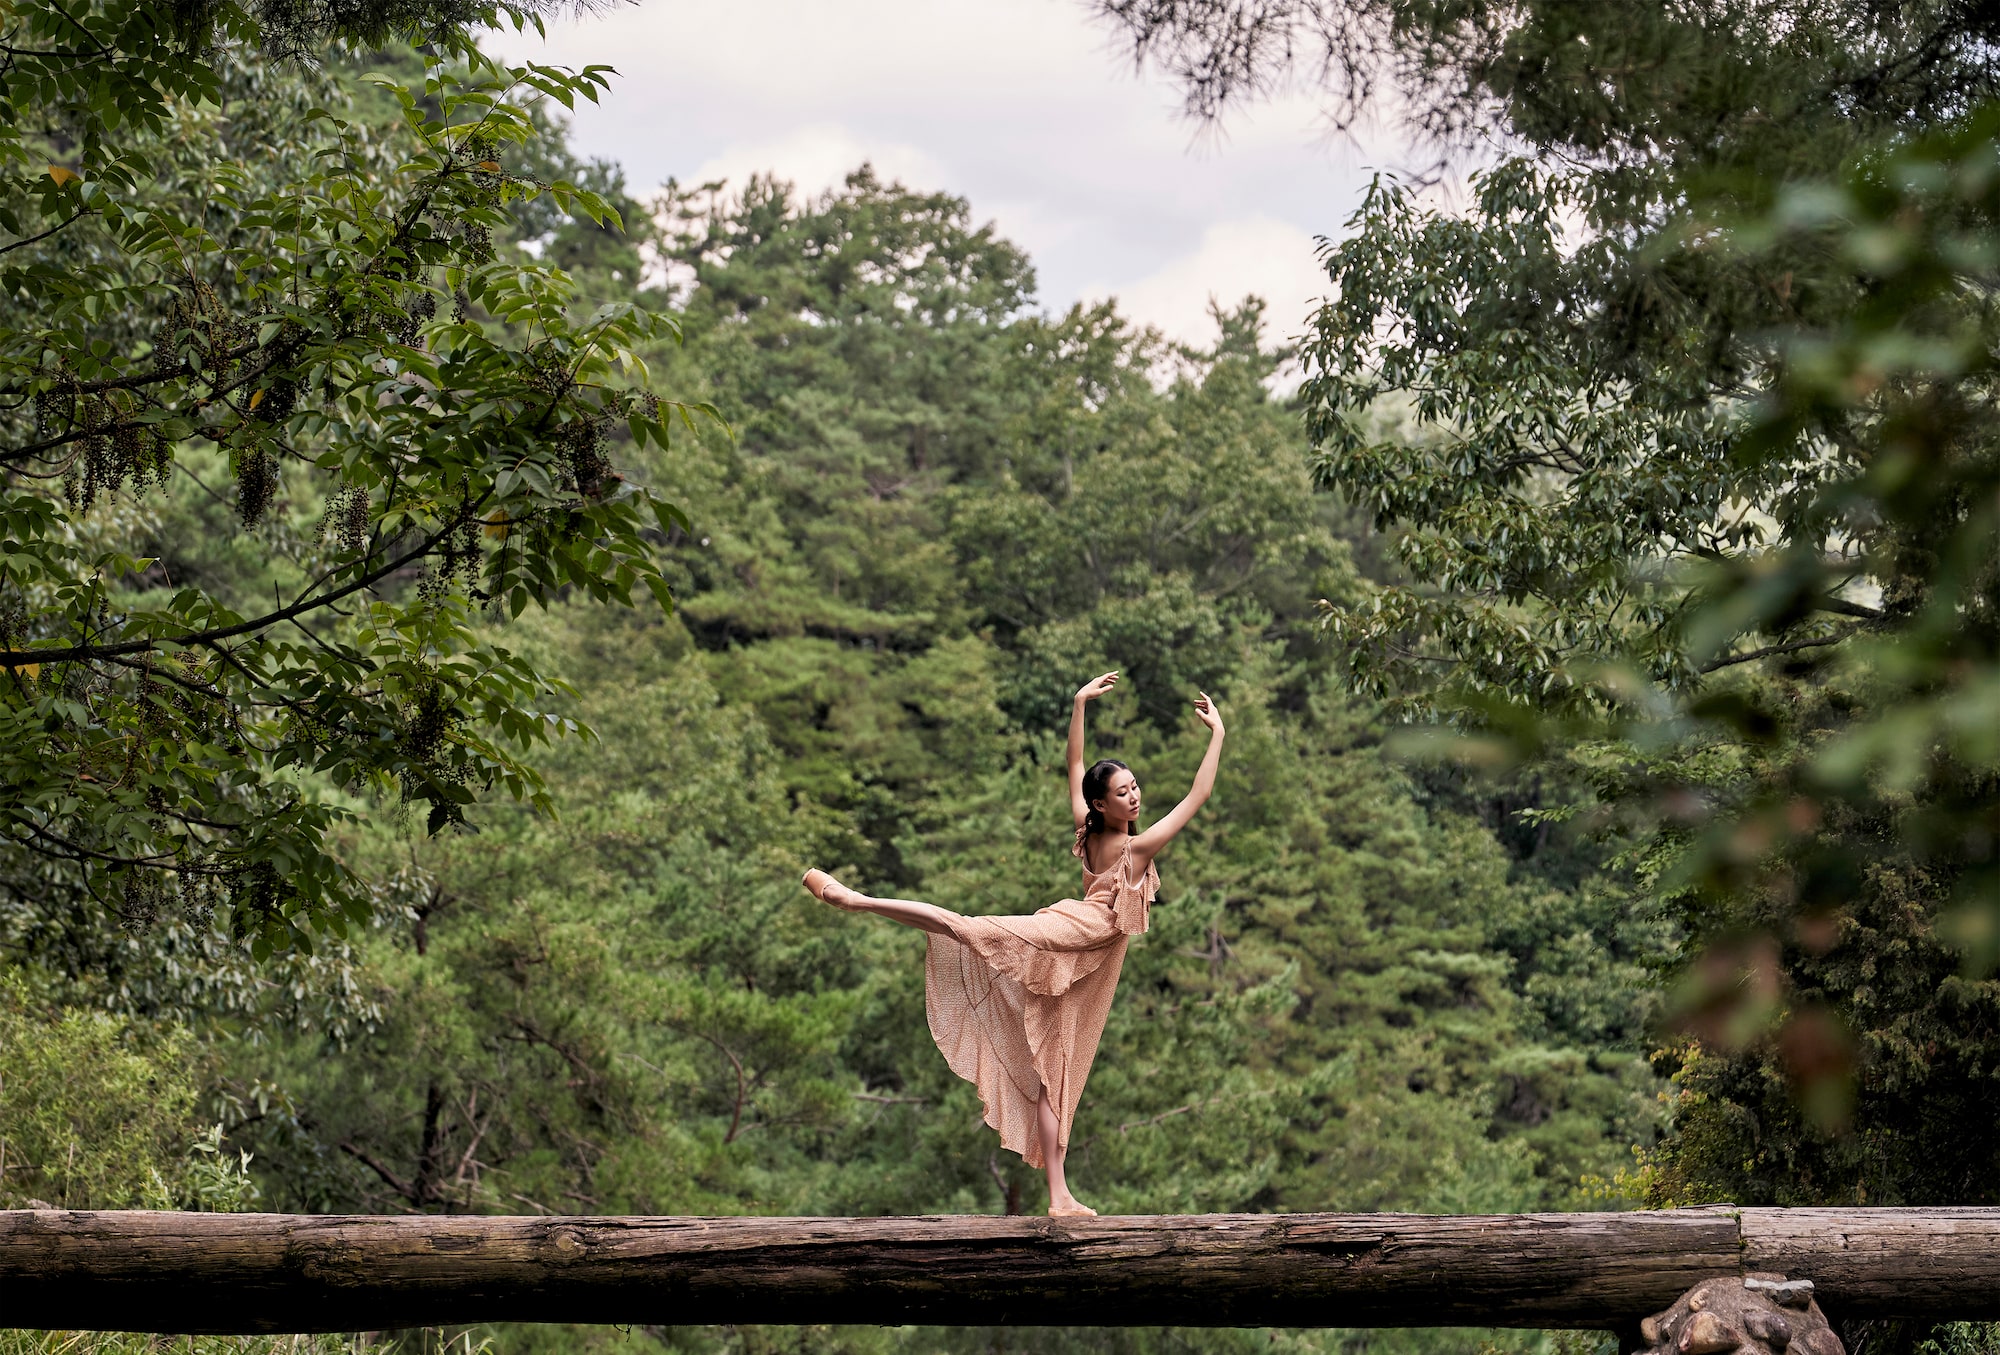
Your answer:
(801, 869), (863, 911)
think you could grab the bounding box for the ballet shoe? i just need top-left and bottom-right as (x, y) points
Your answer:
(801, 869), (861, 911)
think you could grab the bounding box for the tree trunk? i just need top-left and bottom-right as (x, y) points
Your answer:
(2, 1208), (1998, 1335)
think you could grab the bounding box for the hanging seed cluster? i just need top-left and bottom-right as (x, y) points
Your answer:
(388, 291), (439, 346)
(517, 507), (590, 577)
(250, 377), (299, 424)
(398, 679), (476, 819)
(169, 281), (242, 386)
(445, 515), (481, 579)
(179, 871), (219, 928)
(464, 133), (501, 175)
(0, 586), (27, 652)
(431, 133), (502, 267)
(226, 861), (299, 941)
(119, 863), (228, 933)
(416, 514), (485, 609)
(121, 870), (167, 931)
(558, 414), (619, 498)
(397, 671), (478, 807)
(39, 379), (174, 509)
(526, 343), (569, 393)
(236, 440), (280, 529)
(428, 213), (495, 268)
(136, 662), (171, 739)
(135, 651), (218, 740)
(237, 313), (311, 418)
(399, 674), (460, 764)
(316, 485), (371, 555)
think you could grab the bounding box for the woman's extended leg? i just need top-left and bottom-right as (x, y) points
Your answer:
(1039, 1085), (1095, 1216)
(802, 870), (959, 937)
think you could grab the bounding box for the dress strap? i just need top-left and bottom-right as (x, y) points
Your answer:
(1109, 833), (1155, 936)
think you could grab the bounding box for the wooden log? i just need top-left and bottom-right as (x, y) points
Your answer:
(1742, 1208), (2000, 1320)
(0, 1208), (1995, 1335)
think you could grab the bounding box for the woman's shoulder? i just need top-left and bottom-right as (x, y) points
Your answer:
(1088, 834), (1151, 872)
(1080, 832), (1128, 873)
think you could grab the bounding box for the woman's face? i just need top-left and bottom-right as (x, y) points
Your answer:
(1095, 768), (1142, 827)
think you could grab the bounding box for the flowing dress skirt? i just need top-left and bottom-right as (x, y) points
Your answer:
(924, 898), (1129, 1168)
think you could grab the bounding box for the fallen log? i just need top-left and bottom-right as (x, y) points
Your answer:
(3, 1208), (1999, 1334)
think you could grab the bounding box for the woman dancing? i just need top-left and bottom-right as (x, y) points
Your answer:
(801, 671), (1226, 1216)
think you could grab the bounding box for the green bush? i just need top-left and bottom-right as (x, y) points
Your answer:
(0, 975), (254, 1211)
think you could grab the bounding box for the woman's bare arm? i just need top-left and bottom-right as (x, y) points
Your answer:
(1068, 670), (1120, 827)
(1131, 693), (1224, 864)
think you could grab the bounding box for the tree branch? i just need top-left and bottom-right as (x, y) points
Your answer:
(0, 207), (91, 256)
(1700, 631), (1852, 673)
(1814, 595), (1883, 621)
(0, 524), (451, 666)
(337, 1141), (414, 1204)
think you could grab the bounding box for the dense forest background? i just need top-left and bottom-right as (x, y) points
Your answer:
(12, 3), (2000, 1355)
(0, 26), (1663, 1355)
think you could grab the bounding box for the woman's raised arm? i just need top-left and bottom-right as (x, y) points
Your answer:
(1068, 670), (1120, 827)
(1131, 693), (1224, 864)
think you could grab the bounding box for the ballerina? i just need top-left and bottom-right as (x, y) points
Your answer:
(802, 670), (1226, 1217)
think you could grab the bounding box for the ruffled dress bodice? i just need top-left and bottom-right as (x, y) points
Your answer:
(1080, 833), (1159, 936)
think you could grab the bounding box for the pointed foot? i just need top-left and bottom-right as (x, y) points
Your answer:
(801, 869), (864, 911)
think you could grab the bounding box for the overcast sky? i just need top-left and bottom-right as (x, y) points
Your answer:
(484, 1), (1424, 350)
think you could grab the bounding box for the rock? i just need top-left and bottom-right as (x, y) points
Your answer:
(1680, 1310), (1740, 1355)
(1745, 1279), (1816, 1310)
(1643, 1275), (1841, 1355)
(1745, 1310), (1793, 1348)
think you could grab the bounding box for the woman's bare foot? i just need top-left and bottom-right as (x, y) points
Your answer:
(801, 869), (866, 912)
(1048, 1195), (1097, 1218)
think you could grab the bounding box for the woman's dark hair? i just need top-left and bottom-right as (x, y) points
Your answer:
(1073, 758), (1135, 858)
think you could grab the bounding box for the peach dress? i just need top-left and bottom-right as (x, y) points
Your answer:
(923, 834), (1159, 1167)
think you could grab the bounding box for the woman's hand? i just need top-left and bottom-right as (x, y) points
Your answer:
(1194, 691), (1223, 734)
(1075, 671), (1120, 703)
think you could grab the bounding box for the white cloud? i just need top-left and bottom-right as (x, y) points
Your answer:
(682, 125), (945, 200)
(483, 0), (1412, 321)
(1090, 217), (1329, 349)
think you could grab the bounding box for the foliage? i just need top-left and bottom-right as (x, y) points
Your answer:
(202, 171), (1666, 1349)
(0, 2), (709, 956)
(1101, 2), (2000, 1305)
(1288, 27), (2000, 1215)
(0, 973), (256, 1209)
(1302, 158), (1739, 715)
(0, 17), (1675, 1355)
(1633, 109), (2000, 1211)
(1093, 1), (2000, 170)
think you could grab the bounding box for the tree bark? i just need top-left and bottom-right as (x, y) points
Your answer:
(2, 1208), (1998, 1335)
